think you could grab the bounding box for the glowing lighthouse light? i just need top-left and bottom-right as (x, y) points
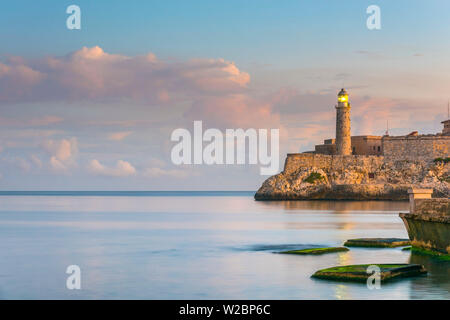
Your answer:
(338, 88), (348, 103)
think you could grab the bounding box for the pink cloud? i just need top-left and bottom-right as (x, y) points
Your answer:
(0, 115), (63, 127)
(108, 131), (132, 141)
(41, 138), (78, 171)
(186, 94), (280, 128)
(0, 46), (250, 105)
(87, 159), (136, 177)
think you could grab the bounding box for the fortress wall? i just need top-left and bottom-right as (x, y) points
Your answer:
(283, 153), (385, 174)
(284, 154), (331, 173)
(382, 136), (450, 161)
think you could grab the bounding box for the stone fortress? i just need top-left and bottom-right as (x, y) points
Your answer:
(255, 89), (450, 200)
(312, 88), (450, 159)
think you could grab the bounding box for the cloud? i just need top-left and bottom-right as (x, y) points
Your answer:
(0, 115), (63, 127)
(42, 138), (77, 161)
(0, 46), (250, 105)
(108, 131), (132, 141)
(0, 46), (289, 130)
(41, 138), (78, 171)
(49, 156), (68, 172)
(0, 46), (286, 130)
(87, 159), (136, 177)
(185, 93), (280, 128)
(0, 61), (45, 103)
(28, 116), (63, 126)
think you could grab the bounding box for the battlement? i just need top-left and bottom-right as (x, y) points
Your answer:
(382, 134), (450, 161)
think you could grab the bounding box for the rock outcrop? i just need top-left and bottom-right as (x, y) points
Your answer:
(255, 154), (450, 200)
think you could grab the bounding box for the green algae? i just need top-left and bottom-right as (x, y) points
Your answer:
(303, 172), (324, 184)
(312, 264), (427, 282)
(278, 247), (349, 255)
(433, 157), (450, 164)
(344, 238), (411, 248)
(410, 247), (450, 261)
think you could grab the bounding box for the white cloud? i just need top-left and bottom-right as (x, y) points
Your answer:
(42, 138), (77, 161)
(41, 138), (78, 171)
(49, 156), (68, 172)
(87, 159), (136, 177)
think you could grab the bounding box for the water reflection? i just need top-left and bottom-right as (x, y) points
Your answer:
(334, 284), (351, 300)
(258, 200), (409, 213)
(408, 253), (450, 299)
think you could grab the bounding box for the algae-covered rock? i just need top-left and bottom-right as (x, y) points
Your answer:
(344, 238), (410, 248)
(312, 264), (427, 282)
(278, 247), (349, 255)
(410, 246), (450, 261)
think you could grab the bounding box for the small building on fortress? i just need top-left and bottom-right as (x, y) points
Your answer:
(311, 89), (450, 161)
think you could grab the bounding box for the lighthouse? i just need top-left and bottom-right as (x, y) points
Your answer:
(335, 88), (352, 155)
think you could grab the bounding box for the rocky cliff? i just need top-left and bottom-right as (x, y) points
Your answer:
(255, 154), (450, 200)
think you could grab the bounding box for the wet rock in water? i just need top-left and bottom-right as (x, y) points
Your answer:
(312, 264), (427, 282)
(402, 246), (412, 251)
(410, 247), (450, 261)
(344, 238), (411, 248)
(278, 247), (349, 255)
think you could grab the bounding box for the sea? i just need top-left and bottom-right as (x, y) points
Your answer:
(0, 191), (448, 299)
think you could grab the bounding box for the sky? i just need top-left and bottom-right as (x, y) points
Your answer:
(0, 0), (450, 190)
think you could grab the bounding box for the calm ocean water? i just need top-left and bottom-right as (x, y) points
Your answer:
(0, 192), (448, 299)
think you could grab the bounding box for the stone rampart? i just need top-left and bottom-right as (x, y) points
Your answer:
(382, 135), (450, 161)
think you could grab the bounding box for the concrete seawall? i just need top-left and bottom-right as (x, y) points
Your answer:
(399, 189), (450, 254)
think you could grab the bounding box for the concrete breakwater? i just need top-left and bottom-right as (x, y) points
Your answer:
(255, 154), (450, 200)
(400, 188), (450, 255)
